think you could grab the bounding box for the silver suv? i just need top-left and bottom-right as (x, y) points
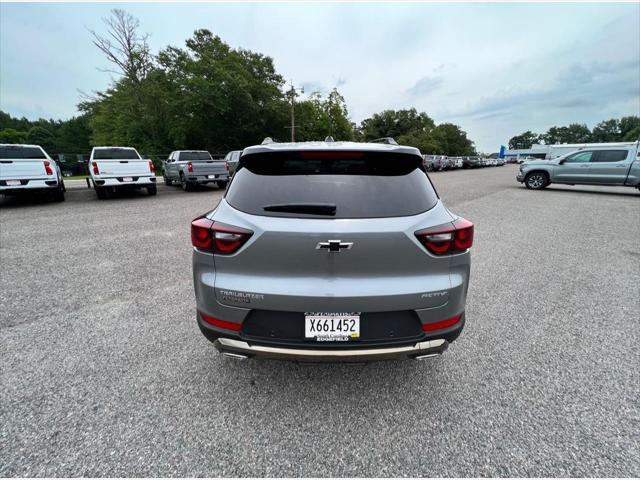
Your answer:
(191, 140), (473, 362)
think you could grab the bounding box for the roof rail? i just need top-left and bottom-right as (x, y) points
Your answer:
(261, 137), (275, 145)
(370, 137), (398, 145)
(324, 136), (335, 142)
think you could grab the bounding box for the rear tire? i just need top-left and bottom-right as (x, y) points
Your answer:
(96, 187), (108, 200)
(147, 184), (157, 196)
(216, 180), (228, 189)
(180, 173), (193, 192)
(524, 172), (549, 190)
(51, 185), (65, 202)
(163, 174), (173, 186)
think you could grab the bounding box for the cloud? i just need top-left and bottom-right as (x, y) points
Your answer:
(406, 76), (444, 97)
(452, 59), (639, 120)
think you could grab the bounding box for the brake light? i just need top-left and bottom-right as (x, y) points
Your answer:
(191, 217), (253, 254)
(187, 161), (193, 173)
(415, 218), (474, 255)
(200, 311), (242, 331)
(301, 151), (364, 159)
(44, 161), (53, 176)
(92, 161), (99, 175)
(149, 160), (155, 173)
(422, 313), (463, 332)
(225, 161), (230, 174)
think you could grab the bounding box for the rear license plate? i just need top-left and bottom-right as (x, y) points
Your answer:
(123, 177), (133, 182)
(304, 312), (360, 341)
(6, 180), (20, 186)
(208, 174), (217, 179)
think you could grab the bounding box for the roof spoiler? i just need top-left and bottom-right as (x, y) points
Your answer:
(370, 137), (398, 145)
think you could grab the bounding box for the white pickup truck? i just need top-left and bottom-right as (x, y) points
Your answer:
(0, 144), (65, 202)
(88, 146), (157, 199)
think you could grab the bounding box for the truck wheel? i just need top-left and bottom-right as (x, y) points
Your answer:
(216, 180), (228, 189)
(163, 174), (173, 186)
(180, 173), (193, 192)
(524, 172), (549, 190)
(51, 186), (65, 202)
(96, 187), (108, 200)
(147, 185), (157, 196)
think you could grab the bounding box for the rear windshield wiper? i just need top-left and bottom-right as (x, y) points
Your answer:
(263, 203), (337, 215)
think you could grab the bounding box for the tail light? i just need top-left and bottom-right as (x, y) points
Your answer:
(225, 161), (230, 174)
(187, 161), (193, 173)
(191, 217), (253, 254)
(44, 161), (53, 176)
(415, 217), (474, 255)
(149, 160), (155, 174)
(92, 161), (99, 175)
(422, 313), (463, 332)
(199, 311), (242, 331)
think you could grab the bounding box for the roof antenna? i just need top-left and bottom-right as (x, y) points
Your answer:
(261, 137), (274, 145)
(325, 136), (335, 142)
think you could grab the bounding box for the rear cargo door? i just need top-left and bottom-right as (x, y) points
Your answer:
(94, 160), (152, 177)
(213, 150), (455, 312)
(0, 146), (49, 180)
(92, 148), (151, 177)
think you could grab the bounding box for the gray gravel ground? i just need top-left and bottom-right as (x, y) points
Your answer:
(1, 165), (639, 477)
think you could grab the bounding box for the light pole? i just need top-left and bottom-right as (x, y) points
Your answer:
(285, 81), (304, 142)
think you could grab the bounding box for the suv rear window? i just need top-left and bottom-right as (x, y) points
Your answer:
(0, 146), (46, 159)
(225, 151), (439, 218)
(93, 148), (140, 160)
(179, 151), (212, 161)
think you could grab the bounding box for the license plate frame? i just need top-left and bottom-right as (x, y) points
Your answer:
(122, 176), (133, 182)
(6, 180), (21, 186)
(208, 174), (218, 179)
(304, 312), (360, 341)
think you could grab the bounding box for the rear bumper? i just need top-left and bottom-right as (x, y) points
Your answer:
(198, 311), (464, 362)
(214, 337), (449, 362)
(0, 178), (59, 193)
(187, 175), (228, 184)
(92, 176), (155, 187)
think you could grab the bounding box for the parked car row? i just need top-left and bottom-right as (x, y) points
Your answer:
(0, 144), (238, 201)
(422, 155), (505, 171)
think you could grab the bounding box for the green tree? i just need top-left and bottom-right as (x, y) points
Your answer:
(541, 123), (591, 144)
(26, 126), (56, 152)
(0, 128), (28, 144)
(360, 108), (435, 141)
(591, 119), (621, 142)
(295, 89), (354, 142)
(619, 116), (640, 141)
(508, 130), (539, 149)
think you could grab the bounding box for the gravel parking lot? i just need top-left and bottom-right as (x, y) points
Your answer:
(1, 165), (638, 477)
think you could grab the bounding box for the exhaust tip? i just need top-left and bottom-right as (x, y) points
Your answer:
(414, 352), (442, 361)
(221, 352), (248, 361)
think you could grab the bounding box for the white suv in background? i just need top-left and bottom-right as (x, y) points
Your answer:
(88, 146), (157, 199)
(0, 144), (65, 202)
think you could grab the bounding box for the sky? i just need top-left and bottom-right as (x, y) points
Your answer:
(1, 2), (639, 152)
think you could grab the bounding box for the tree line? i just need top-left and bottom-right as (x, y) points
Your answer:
(508, 116), (640, 150)
(0, 9), (476, 158)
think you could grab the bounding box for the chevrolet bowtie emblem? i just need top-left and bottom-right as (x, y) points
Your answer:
(316, 240), (354, 253)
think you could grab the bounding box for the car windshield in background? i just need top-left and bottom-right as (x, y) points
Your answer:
(93, 148), (140, 160)
(0, 146), (46, 159)
(226, 151), (438, 219)
(180, 151), (212, 161)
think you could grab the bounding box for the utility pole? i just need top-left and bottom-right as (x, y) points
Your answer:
(285, 80), (304, 142)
